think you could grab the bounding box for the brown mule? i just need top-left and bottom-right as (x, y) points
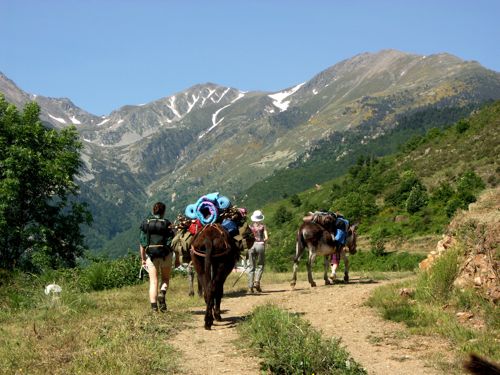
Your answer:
(290, 220), (357, 288)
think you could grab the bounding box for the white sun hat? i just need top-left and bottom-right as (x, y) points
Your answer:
(251, 210), (265, 222)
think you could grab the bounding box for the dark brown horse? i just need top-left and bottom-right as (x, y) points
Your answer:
(190, 223), (242, 330)
(290, 219), (357, 288)
(173, 221), (254, 297)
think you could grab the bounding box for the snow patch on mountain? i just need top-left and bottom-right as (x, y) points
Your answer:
(70, 115), (81, 125)
(168, 96), (181, 118)
(186, 93), (200, 114)
(198, 92), (245, 139)
(48, 114), (66, 124)
(268, 82), (305, 112)
(97, 118), (110, 126)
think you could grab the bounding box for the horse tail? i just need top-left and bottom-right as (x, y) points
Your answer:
(294, 228), (306, 263)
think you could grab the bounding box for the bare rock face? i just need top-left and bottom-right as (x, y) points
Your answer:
(420, 187), (499, 303)
(452, 221), (500, 303)
(418, 234), (456, 270)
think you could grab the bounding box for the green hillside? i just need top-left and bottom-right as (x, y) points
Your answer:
(241, 102), (485, 208)
(258, 100), (499, 271)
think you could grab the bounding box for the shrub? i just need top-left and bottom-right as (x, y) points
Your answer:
(272, 205), (294, 225)
(79, 254), (143, 292)
(455, 119), (470, 134)
(406, 184), (428, 214)
(348, 251), (425, 272)
(239, 304), (367, 374)
(370, 228), (389, 256)
(289, 194), (302, 207)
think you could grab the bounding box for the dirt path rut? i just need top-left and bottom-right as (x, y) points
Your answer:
(171, 277), (452, 374)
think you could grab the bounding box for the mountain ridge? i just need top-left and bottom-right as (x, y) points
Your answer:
(2, 49), (500, 254)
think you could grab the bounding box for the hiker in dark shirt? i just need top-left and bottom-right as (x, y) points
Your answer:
(139, 202), (178, 312)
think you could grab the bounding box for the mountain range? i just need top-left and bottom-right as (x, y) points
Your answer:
(2, 49), (500, 255)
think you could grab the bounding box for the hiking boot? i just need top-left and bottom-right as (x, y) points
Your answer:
(158, 294), (167, 312)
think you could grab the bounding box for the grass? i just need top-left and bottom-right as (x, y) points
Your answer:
(238, 304), (367, 374)
(0, 276), (203, 375)
(366, 248), (500, 366)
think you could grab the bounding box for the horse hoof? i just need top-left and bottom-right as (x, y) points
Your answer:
(204, 325), (211, 330)
(311, 282), (317, 287)
(344, 273), (349, 283)
(188, 291), (194, 297)
(215, 314), (222, 321)
(290, 282), (296, 289)
(325, 279), (331, 285)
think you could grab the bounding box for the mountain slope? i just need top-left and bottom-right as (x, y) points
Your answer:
(258, 100), (500, 270)
(2, 49), (500, 255)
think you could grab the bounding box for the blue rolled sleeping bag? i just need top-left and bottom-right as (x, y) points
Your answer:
(217, 195), (231, 209)
(204, 192), (220, 202)
(184, 204), (197, 219)
(196, 200), (218, 225)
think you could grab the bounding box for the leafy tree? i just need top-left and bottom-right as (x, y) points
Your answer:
(0, 97), (92, 271)
(332, 191), (378, 223)
(455, 119), (470, 134)
(456, 170), (485, 194)
(272, 205), (293, 225)
(406, 184), (429, 214)
(430, 181), (454, 204)
(385, 170), (424, 207)
(289, 194), (301, 208)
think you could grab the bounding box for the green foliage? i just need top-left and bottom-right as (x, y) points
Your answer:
(333, 191), (378, 224)
(289, 193), (302, 207)
(272, 205), (294, 225)
(0, 254), (147, 313)
(243, 104), (480, 209)
(0, 96), (92, 271)
(386, 170), (424, 207)
(351, 251), (425, 271)
(369, 228), (389, 256)
(405, 184), (428, 214)
(455, 119), (470, 133)
(239, 304), (367, 374)
(79, 253), (142, 292)
(259, 101), (498, 271)
(415, 248), (461, 303)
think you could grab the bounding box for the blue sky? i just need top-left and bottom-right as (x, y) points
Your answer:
(1, 0), (499, 115)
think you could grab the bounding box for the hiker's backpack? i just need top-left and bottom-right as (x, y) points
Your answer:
(334, 216), (350, 245)
(335, 216), (349, 232)
(140, 218), (173, 260)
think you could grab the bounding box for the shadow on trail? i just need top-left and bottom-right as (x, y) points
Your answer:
(214, 314), (250, 328)
(343, 277), (378, 284)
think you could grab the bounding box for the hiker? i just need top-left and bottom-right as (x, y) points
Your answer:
(139, 201), (178, 312)
(330, 212), (350, 279)
(247, 210), (268, 293)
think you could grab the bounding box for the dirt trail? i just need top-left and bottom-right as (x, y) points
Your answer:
(171, 277), (452, 375)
